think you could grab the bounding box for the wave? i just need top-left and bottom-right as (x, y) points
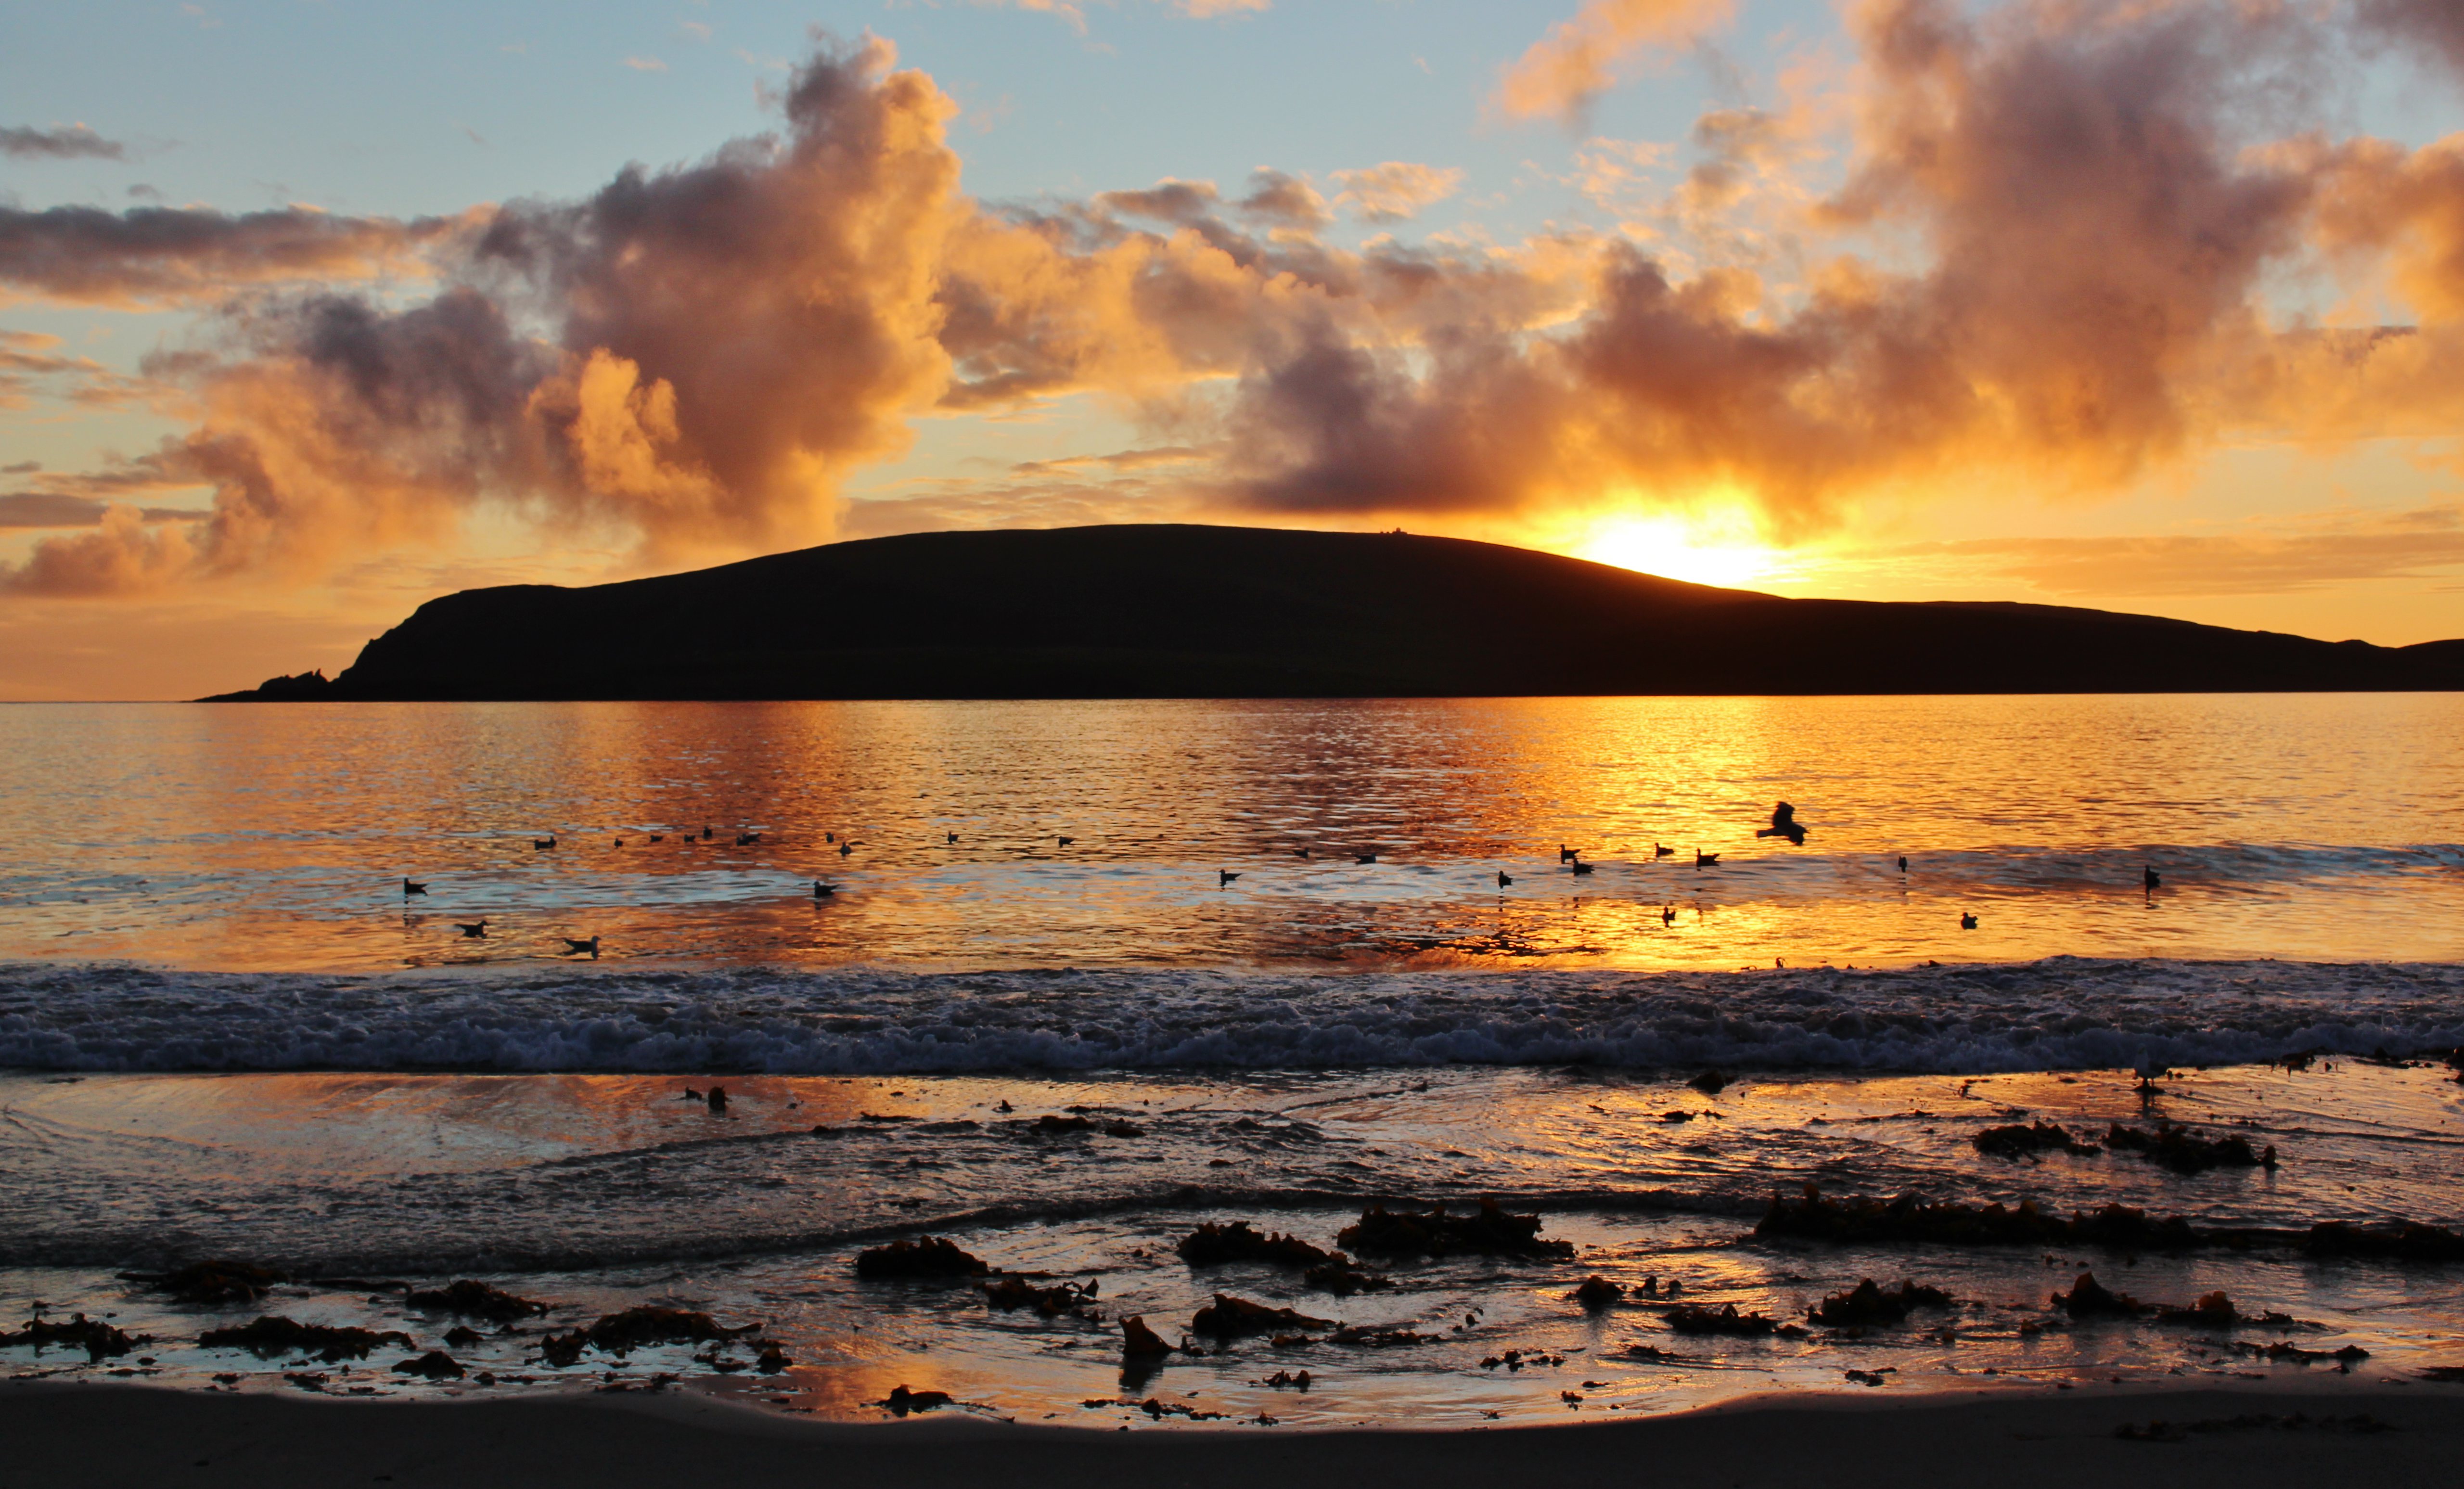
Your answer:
(5, 957), (2462, 1076)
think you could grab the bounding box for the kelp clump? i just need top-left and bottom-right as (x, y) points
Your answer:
(1337, 1199), (1575, 1260)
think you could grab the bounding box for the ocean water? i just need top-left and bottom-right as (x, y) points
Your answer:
(2, 695), (2462, 1425)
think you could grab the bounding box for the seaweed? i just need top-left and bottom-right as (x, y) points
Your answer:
(879, 1385), (953, 1414)
(1572, 1277), (1623, 1311)
(198, 1316), (414, 1362)
(983, 1276), (1101, 1319)
(853, 1237), (990, 1279)
(1335, 1198), (1576, 1260)
(1301, 1259), (1393, 1295)
(537, 1305), (759, 1365)
(1120, 1315), (1174, 1361)
(1973, 1121), (2100, 1161)
(126, 1259), (284, 1305)
(404, 1279), (550, 1322)
(1329, 1325), (1440, 1348)
(1665, 1303), (1807, 1338)
(2302, 1219), (2464, 1261)
(1756, 1185), (2219, 1251)
(2052, 1272), (2143, 1318)
(2150, 1291), (2298, 1329)
(1176, 1221), (1337, 1269)
(1190, 1294), (1335, 1340)
(1808, 1279), (1954, 1327)
(391, 1350), (466, 1380)
(0, 1313), (148, 1362)
(2104, 1123), (2276, 1175)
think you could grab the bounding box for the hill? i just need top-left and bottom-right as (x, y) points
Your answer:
(201, 525), (2464, 699)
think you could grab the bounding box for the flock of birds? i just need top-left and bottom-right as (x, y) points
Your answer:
(397, 800), (2171, 961)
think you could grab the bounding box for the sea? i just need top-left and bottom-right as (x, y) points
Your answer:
(3, 694), (2461, 1426)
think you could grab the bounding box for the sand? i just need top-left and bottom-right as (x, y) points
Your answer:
(5, 1379), (2457, 1489)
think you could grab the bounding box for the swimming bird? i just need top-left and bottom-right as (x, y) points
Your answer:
(1661, 905), (1678, 925)
(1695, 850), (1720, 868)
(1959, 912), (1978, 930)
(1654, 843), (1675, 859)
(736, 831), (761, 846)
(1057, 836), (1075, 847)
(813, 881), (836, 898)
(1898, 856), (1908, 873)
(1570, 860), (1596, 876)
(1496, 871), (1513, 888)
(702, 826), (714, 840)
(825, 833), (835, 843)
(648, 834), (664, 843)
(563, 936), (600, 959)
(1219, 870), (1241, 886)
(2143, 865), (2162, 891)
(1355, 853), (1378, 864)
(838, 841), (853, 857)
(1755, 802), (1808, 847)
(613, 839), (624, 847)
(534, 835), (556, 850)
(1559, 844), (1579, 863)
(455, 920), (488, 938)
(1294, 848), (1311, 859)
(402, 878), (427, 897)
(947, 832), (958, 844)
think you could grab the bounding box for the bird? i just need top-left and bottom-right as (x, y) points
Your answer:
(838, 841), (854, 857)
(1057, 836), (1075, 847)
(1660, 905), (1678, 925)
(647, 834), (664, 844)
(1959, 912), (1978, 930)
(2143, 865), (2162, 891)
(455, 920), (488, 938)
(1653, 843), (1675, 859)
(563, 936), (600, 959)
(1570, 860), (1596, 876)
(1355, 853), (1378, 864)
(702, 826), (714, 840)
(1219, 870), (1241, 886)
(1755, 802), (1808, 847)
(947, 832), (959, 845)
(813, 880), (836, 898)
(825, 832), (835, 843)
(1294, 848), (1311, 859)
(1898, 856), (1908, 873)
(736, 831), (761, 846)
(614, 838), (624, 847)
(1559, 844), (1579, 863)
(1496, 871), (1513, 888)
(1695, 850), (1720, 868)
(533, 835), (556, 850)
(402, 878), (427, 897)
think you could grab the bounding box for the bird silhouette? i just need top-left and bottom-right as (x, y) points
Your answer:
(455, 920), (488, 938)
(2143, 866), (2162, 891)
(1897, 856), (1908, 873)
(736, 831), (761, 846)
(838, 841), (854, 857)
(812, 881), (836, 898)
(1959, 912), (1978, 930)
(1755, 802), (1808, 847)
(1570, 860), (1596, 876)
(825, 832), (835, 843)
(702, 826), (714, 840)
(1496, 871), (1513, 888)
(1653, 843), (1675, 859)
(533, 835), (556, 850)
(402, 877), (427, 897)
(1559, 844), (1579, 863)
(1057, 836), (1075, 847)
(1660, 905), (1678, 925)
(1695, 850), (1720, 868)
(1355, 853), (1378, 864)
(947, 832), (959, 844)
(647, 834), (664, 844)
(563, 936), (600, 958)
(1294, 848), (1311, 859)
(1219, 870), (1241, 886)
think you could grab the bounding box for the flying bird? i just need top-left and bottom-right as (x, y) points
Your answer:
(563, 936), (600, 958)
(1755, 802), (1808, 847)
(402, 878), (427, 897)
(455, 920), (488, 938)
(1219, 870), (1241, 886)
(1695, 850), (1720, 868)
(1959, 912), (1978, 930)
(1496, 871), (1513, 888)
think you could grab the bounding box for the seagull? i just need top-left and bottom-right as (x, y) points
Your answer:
(736, 831), (761, 846)
(1661, 905), (1678, 925)
(1653, 843), (1675, 859)
(2143, 865), (2162, 891)
(647, 834), (664, 843)
(838, 841), (854, 857)
(1355, 853), (1378, 864)
(702, 826), (714, 840)
(825, 833), (835, 843)
(533, 835), (556, 850)
(947, 832), (958, 844)
(455, 920), (488, 938)
(813, 881), (836, 898)
(1898, 856), (1908, 873)
(1695, 850), (1720, 868)
(1559, 844), (1579, 863)
(563, 936), (600, 958)
(1057, 836), (1075, 847)
(402, 878), (427, 897)
(1496, 871), (1513, 888)
(1219, 870), (1241, 886)
(1959, 912), (1978, 930)
(1755, 802), (1808, 847)
(1570, 860), (1596, 876)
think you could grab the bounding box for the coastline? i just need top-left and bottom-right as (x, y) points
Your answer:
(7, 1378), (2457, 1489)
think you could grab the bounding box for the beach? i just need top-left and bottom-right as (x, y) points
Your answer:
(7, 1379), (2459, 1489)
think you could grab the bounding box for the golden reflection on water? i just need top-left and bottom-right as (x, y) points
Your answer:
(1, 694), (2459, 971)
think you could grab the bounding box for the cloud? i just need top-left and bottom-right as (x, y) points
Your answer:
(1496, 0), (1737, 123)
(2360, 0), (2464, 76)
(1895, 506), (2464, 598)
(0, 492), (205, 529)
(1331, 162), (1467, 222)
(0, 124), (126, 161)
(623, 56), (668, 72)
(0, 205), (467, 307)
(0, 328), (158, 408)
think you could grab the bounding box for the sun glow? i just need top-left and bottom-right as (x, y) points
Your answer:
(1573, 513), (1782, 591)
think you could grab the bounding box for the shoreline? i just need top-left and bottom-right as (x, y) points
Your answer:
(6, 1379), (2458, 1489)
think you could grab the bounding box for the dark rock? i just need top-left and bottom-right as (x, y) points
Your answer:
(404, 1279), (551, 1322)
(1176, 1221), (1337, 1269)
(2053, 1272), (2144, 1318)
(392, 1350), (466, 1380)
(1573, 1277), (1623, 1311)
(1665, 1303), (1807, 1338)
(1120, 1315), (1173, 1361)
(1973, 1121), (2100, 1161)
(1190, 1295), (1335, 1341)
(854, 1237), (990, 1279)
(2104, 1123), (2276, 1175)
(1687, 1070), (1732, 1095)
(1809, 1279), (1954, 1327)
(1336, 1198), (1576, 1260)
(879, 1385), (953, 1414)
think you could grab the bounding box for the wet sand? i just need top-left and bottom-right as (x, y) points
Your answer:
(7, 1380), (2457, 1489)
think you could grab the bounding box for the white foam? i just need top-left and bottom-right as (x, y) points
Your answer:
(5, 957), (2462, 1075)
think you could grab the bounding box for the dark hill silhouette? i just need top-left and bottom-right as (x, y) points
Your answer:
(201, 524), (2464, 700)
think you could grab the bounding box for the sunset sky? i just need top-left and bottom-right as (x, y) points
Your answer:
(5, 0), (2464, 699)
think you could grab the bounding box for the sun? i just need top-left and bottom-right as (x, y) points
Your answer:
(1573, 513), (1779, 590)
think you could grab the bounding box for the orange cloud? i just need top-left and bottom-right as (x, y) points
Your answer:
(1496, 0), (1737, 123)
